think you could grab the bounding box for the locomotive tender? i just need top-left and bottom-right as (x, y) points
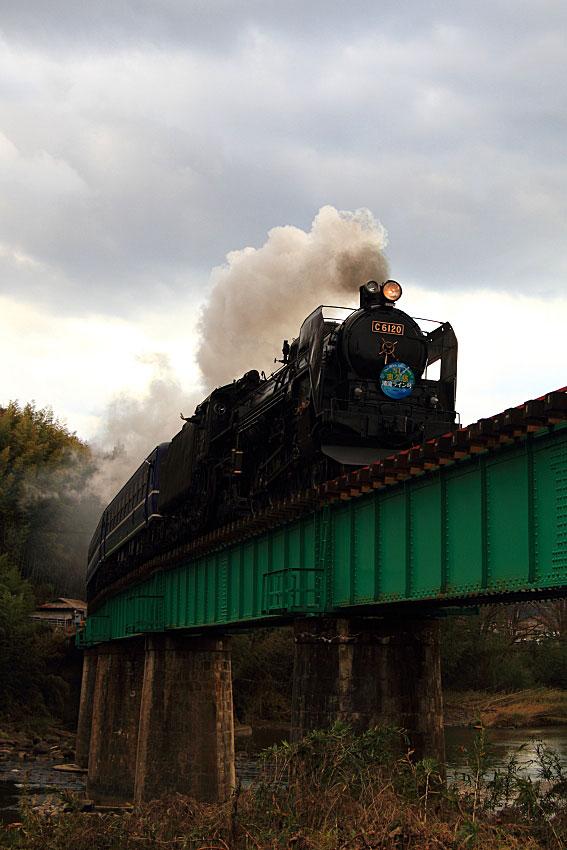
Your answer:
(87, 280), (457, 599)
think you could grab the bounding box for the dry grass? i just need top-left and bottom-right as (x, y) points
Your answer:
(0, 786), (561, 850)
(444, 689), (567, 727)
(2, 723), (566, 850)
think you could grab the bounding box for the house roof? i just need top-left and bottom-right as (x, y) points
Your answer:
(36, 597), (87, 611)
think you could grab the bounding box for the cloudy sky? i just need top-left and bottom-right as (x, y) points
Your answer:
(1, 0), (566, 458)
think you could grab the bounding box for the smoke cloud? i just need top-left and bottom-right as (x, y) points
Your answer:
(196, 206), (390, 389)
(90, 352), (200, 504)
(10, 208), (390, 594)
(14, 354), (200, 596)
(14, 448), (103, 598)
(86, 206), (388, 511)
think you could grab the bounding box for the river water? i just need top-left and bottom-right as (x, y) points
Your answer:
(2, 726), (567, 824)
(0, 759), (86, 824)
(445, 725), (567, 782)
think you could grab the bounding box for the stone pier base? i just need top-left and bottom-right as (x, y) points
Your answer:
(75, 646), (98, 769)
(87, 638), (146, 804)
(78, 615), (443, 803)
(291, 617), (444, 763)
(80, 633), (235, 806)
(134, 634), (234, 804)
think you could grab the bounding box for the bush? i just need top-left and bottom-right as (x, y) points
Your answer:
(3, 725), (567, 849)
(0, 554), (73, 722)
(532, 641), (567, 689)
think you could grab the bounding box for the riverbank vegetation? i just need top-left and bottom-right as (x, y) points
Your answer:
(0, 401), (97, 600)
(0, 403), (93, 726)
(0, 553), (82, 725)
(2, 723), (567, 849)
(444, 689), (567, 728)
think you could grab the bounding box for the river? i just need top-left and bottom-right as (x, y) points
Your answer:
(2, 725), (567, 824)
(445, 725), (567, 782)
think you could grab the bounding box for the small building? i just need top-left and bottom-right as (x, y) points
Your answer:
(31, 597), (87, 630)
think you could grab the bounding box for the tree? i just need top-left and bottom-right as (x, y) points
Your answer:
(440, 602), (567, 692)
(0, 554), (70, 719)
(232, 628), (295, 722)
(0, 402), (102, 597)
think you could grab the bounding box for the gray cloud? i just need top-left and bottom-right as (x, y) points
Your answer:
(0, 0), (564, 323)
(90, 352), (201, 502)
(0, 1), (564, 51)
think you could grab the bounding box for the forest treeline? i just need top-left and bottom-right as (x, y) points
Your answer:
(0, 552), (82, 721)
(0, 402), (98, 722)
(0, 401), (101, 599)
(441, 602), (567, 692)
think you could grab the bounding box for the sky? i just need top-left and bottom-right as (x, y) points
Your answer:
(1, 0), (566, 468)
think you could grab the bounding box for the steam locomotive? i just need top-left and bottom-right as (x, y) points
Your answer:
(87, 280), (457, 599)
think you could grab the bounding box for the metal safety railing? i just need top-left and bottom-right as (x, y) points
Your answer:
(124, 594), (165, 635)
(76, 616), (110, 647)
(262, 568), (325, 614)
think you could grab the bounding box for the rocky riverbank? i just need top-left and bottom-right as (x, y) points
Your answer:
(0, 723), (86, 821)
(443, 687), (567, 727)
(0, 724), (77, 764)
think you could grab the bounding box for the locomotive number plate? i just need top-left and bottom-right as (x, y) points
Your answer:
(372, 321), (404, 335)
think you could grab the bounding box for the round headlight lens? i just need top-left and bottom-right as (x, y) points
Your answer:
(365, 280), (379, 294)
(382, 280), (402, 301)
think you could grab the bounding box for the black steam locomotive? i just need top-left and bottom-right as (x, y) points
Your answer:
(87, 280), (457, 599)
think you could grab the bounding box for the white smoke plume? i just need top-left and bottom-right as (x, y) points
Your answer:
(14, 354), (200, 594)
(90, 352), (201, 504)
(197, 206), (390, 389)
(88, 206), (388, 507)
(13, 208), (389, 591)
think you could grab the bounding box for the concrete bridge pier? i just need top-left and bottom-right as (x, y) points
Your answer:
(86, 638), (146, 804)
(75, 645), (98, 769)
(78, 633), (235, 805)
(291, 616), (445, 764)
(134, 634), (235, 804)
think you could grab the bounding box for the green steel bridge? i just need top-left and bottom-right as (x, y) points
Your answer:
(78, 389), (567, 647)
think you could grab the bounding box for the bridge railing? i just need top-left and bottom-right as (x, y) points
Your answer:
(124, 594), (165, 635)
(76, 615), (111, 647)
(262, 567), (325, 614)
(81, 418), (567, 645)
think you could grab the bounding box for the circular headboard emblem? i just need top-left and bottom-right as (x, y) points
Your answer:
(379, 361), (415, 399)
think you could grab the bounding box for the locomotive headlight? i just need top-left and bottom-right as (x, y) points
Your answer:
(382, 280), (402, 302)
(365, 280), (380, 294)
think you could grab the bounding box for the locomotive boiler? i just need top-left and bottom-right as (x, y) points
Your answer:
(87, 280), (457, 599)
